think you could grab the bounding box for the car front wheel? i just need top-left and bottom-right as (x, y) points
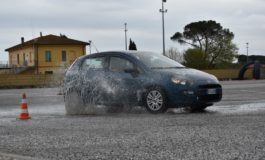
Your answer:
(144, 87), (168, 113)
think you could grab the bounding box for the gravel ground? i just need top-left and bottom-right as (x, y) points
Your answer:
(1, 111), (265, 160)
(0, 80), (265, 160)
(0, 152), (41, 160)
(0, 112), (265, 159)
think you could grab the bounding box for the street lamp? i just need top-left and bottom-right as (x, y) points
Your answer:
(124, 23), (128, 50)
(246, 42), (249, 63)
(88, 40), (99, 53)
(160, 0), (167, 56)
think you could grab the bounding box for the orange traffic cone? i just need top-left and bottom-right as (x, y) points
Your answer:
(19, 93), (31, 120)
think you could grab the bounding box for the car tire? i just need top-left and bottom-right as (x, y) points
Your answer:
(144, 87), (168, 114)
(65, 91), (85, 115)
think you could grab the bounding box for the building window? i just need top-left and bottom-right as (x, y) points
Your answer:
(17, 54), (19, 65)
(45, 51), (51, 62)
(45, 71), (53, 74)
(62, 51), (67, 62)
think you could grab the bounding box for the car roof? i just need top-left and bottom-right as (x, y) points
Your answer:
(86, 51), (155, 58)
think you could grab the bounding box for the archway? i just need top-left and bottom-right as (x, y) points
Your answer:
(238, 61), (265, 80)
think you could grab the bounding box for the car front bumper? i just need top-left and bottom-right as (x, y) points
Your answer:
(168, 83), (222, 108)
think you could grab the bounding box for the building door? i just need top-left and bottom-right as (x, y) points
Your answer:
(23, 53), (27, 66)
(17, 54), (19, 65)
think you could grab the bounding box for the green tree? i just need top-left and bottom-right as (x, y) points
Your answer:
(129, 38), (137, 50)
(183, 48), (207, 69)
(171, 20), (238, 69)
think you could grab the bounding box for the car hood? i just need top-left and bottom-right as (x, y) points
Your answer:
(155, 68), (219, 84)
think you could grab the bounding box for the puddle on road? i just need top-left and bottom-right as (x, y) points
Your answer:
(165, 103), (265, 115)
(0, 103), (265, 121)
(0, 105), (65, 117)
(208, 103), (265, 114)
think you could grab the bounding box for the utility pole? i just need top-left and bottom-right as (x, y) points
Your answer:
(160, 0), (167, 56)
(33, 39), (38, 74)
(246, 42), (249, 63)
(124, 23), (128, 50)
(89, 40), (92, 54)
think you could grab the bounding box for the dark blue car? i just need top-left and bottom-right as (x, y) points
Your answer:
(64, 51), (222, 114)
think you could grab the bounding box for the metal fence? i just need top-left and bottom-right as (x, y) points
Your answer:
(0, 74), (64, 88)
(0, 61), (9, 68)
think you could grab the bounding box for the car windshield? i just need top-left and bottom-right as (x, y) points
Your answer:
(130, 52), (184, 69)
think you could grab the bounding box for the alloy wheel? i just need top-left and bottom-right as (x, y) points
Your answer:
(146, 90), (163, 111)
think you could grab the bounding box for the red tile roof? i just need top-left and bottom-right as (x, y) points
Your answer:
(5, 34), (90, 51)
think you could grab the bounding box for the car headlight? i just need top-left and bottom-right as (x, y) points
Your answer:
(171, 77), (191, 85)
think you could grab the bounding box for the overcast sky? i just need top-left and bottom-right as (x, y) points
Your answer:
(1, 0), (265, 62)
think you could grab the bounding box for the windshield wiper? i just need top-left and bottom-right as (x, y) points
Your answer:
(166, 66), (186, 69)
(151, 66), (185, 69)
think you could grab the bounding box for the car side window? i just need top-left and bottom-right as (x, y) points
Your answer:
(81, 57), (105, 70)
(109, 57), (134, 72)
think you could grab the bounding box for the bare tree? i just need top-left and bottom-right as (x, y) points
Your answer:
(165, 47), (183, 63)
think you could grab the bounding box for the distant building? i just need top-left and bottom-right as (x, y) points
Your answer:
(5, 33), (89, 74)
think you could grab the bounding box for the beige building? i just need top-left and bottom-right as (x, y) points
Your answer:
(5, 34), (89, 74)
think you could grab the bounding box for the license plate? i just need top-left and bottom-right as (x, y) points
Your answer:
(207, 89), (216, 95)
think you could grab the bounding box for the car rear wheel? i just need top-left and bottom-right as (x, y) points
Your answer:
(144, 87), (167, 113)
(65, 91), (85, 115)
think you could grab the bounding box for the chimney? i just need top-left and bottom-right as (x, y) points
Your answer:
(40, 32), (42, 37)
(21, 37), (24, 44)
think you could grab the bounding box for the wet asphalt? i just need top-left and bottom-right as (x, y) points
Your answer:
(0, 80), (265, 160)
